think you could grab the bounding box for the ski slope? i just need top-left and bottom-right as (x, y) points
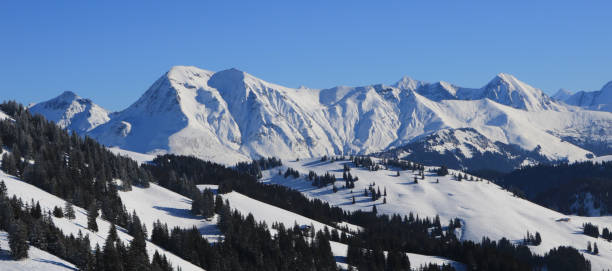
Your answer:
(0, 231), (77, 271)
(0, 171), (205, 271)
(266, 158), (612, 270)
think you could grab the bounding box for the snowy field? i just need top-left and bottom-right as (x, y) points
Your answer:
(0, 231), (77, 271)
(265, 158), (612, 270)
(119, 183), (222, 242)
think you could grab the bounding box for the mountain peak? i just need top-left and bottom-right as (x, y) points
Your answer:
(29, 91), (110, 133)
(58, 90), (79, 100)
(394, 76), (424, 91)
(552, 88), (573, 101)
(488, 73), (519, 85)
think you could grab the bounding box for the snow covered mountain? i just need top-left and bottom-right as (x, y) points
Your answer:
(560, 81), (612, 112)
(29, 91), (111, 133)
(37, 66), (612, 167)
(376, 128), (551, 172)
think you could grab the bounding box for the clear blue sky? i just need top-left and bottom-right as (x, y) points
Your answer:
(1, 1), (611, 111)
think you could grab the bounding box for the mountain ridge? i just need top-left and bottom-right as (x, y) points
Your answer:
(33, 66), (612, 168)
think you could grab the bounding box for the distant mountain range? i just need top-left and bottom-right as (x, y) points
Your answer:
(552, 81), (612, 112)
(29, 66), (612, 169)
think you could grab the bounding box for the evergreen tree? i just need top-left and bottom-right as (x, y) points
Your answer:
(52, 206), (64, 218)
(8, 220), (29, 260)
(587, 241), (592, 253)
(87, 202), (99, 232)
(594, 242), (599, 255)
(64, 201), (76, 220)
(103, 224), (123, 271)
(535, 232), (542, 245)
(127, 222), (149, 271)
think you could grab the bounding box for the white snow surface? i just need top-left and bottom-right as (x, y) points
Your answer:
(108, 146), (156, 165)
(265, 158), (612, 270)
(0, 171), (205, 271)
(118, 183), (222, 242)
(29, 91), (110, 133)
(27, 65), (603, 165)
(0, 231), (77, 271)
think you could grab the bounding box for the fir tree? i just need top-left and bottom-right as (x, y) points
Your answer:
(87, 202), (99, 232)
(594, 242), (599, 255)
(8, 220), (29, 260)
(64, 201), (76, 220)
(587, 241), (592, 253)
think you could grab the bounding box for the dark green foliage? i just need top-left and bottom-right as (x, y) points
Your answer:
(64, 201), (76, 220)
(583, 222), (599, 238)
(436, 165), (449, 176)
(87, 202), (99, 232)
(489, 160), (612, 215)
(151, 200), (338, 271)
(8, 220), (29, 259)
(544, 246), (591, 271)
(235, 157), (282, 179)
(52, 206), (64, 218)
(524, 231), (542, 246)
(191, 188), (215, 218)
(283, 167), (300, 178)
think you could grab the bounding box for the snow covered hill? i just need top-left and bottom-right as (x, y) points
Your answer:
(196, 185), (465, 270)
(0, 171), (205, 271)
(266, 157), (612, 270)
(29, 91), (111, 134)
(36, 66), (612, 168)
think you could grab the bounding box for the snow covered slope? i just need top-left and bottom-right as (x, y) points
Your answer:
(36, 66), (612, 166)
(266, 157), (612, 270)
(0, 171), (205, 271)
(561, 81), (612, 112)
(118, 183), (222, 242)
(0, 231), (77, 271)
(209, 187), (464, 270)
(29, 91), (110, 133)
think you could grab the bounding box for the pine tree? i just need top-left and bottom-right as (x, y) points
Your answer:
(87, 202), (99, 232)
(535, 232), (542, 245)
(8, 220), (29, 260)
(52, 206), (64, 218)
(587, 241), (592, 253)
(127, 222), (149, 271)
(352, 196), (356, 204)
(594, 242), (599, 255)
(64, 201), (76, 220)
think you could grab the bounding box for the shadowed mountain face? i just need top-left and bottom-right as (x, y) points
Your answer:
(35, 66), (612, 168)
